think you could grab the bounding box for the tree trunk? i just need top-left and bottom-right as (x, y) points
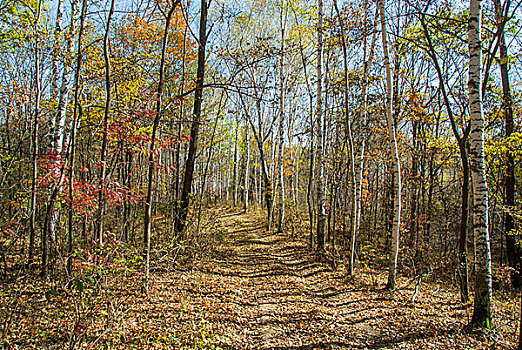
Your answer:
(50, 0), (63, 99)
(351, 4), (377, 270)
(420, 13), (470, 303)
(174, 26), (188, 213)
(243, 123), (250, 212)
(28, 2), (43, 269)
(232, 115), (239, 207)
(468, 0), (493, 329)
(67, 0), (88, 274)
(253, 124), (273, 227)
(378, 0), (402, 290)
(142, 2), (178, 289)
(95, 0), (116, 243)
(334, 0), (357, 275)
(277, 7), (286, 233)
(458, 141), (471, 303)
(316, 0), (326, 252)
(307, 136), (315, 248)
(296, 24), (316, 248)
(48, 0), (80, 258)
(175, 0), (209, 235)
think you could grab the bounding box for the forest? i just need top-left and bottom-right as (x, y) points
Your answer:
(1, 0), (521, 348)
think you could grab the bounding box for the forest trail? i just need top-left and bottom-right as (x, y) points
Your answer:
(182, 208), (385, 349)
(124, 208), (479, 349)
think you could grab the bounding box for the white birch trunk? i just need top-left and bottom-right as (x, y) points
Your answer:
(53, 0), (80, 158)
(243, 123), (250, 212)
(233, 116), (239, 206)
(53, 69), (72, 158)
(468, 0), (493, 328)
(49, 0), (80, 243)
(277, 7), (286, 233)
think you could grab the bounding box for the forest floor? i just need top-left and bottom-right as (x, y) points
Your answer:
(2, 208), (520, 349)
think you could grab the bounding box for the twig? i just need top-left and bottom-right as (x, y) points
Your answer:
(411, 272), (423, 302)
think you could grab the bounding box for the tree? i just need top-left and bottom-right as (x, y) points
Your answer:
(419, 8), (471, 303)
(378, 0), (402, 290)
(95, 0), (116, 243)
(333, 0), (357, 275)
(243, 122), (251, 212)
(276, 0), (288, 233)
(28, 0), (42, 269)
(143, 0), (179, 290)
(240, 91), (275, 228)
(316, 0), (326, 251)
(468, 0), (493, 329)
(67, 0), (88, 274)
(175, 0), (210, 235)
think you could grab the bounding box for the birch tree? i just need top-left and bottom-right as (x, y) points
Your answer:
(316, 0), (326, 251)
(52, 0), (80, 162)
(468, 0), (492, 329)
(243, 122), (251, 212)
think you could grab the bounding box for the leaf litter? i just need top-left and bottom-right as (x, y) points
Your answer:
(1, 209), (520, 349)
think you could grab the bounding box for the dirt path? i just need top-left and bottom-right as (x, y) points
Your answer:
(201, 209), (372, 349)
(123, 209), (498, 349)
(202, 210), (354, 349)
